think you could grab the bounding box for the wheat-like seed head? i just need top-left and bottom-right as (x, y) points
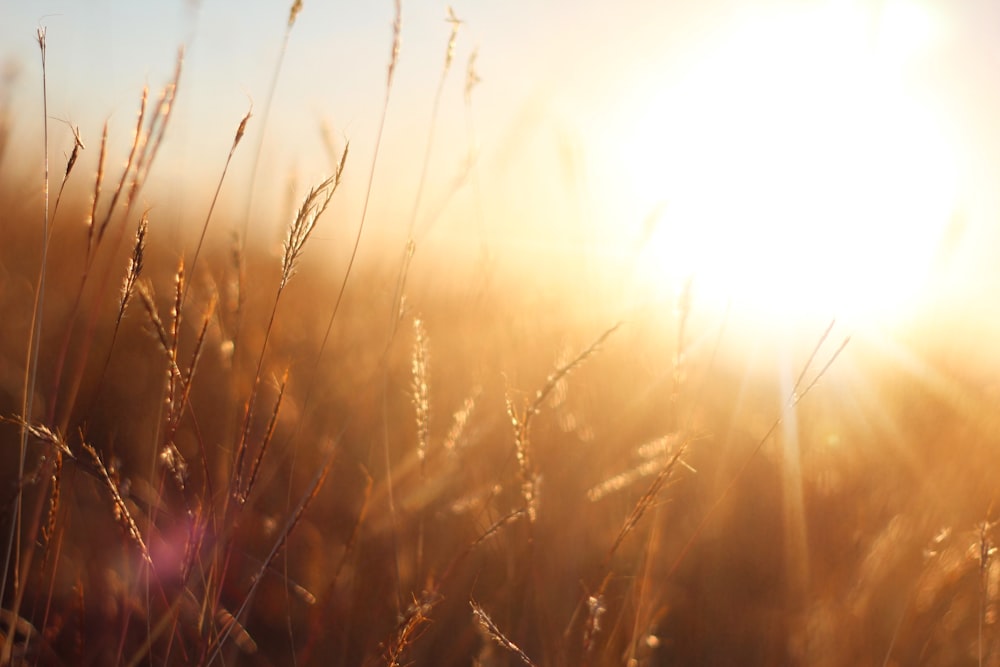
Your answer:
(465, 49), (480, 103)
(444, 7), (462, 71)
(411, 317), (430, 471)
(62, 123), (84, 179)
(388, 0), (402, 86)
(83, 443), (152, 567)
(279, 145), (348, 289)
(85, 121), (108, 254)
(137, 282), (169, 355)
(116, 213), (147, 328)
(442, 386), (480, 453)
(288, 0), (303, 28)
(470, 600), (537, 667)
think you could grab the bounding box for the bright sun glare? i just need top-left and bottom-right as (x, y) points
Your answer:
(614, 1), (958, 325)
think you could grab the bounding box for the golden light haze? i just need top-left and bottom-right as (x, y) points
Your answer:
(0, 0), (995, 334)
(4, 5), (1000, 663)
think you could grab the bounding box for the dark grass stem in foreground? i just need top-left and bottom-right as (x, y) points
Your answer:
(1, 31), (50, 665)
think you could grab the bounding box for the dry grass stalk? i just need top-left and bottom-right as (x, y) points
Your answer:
(582, 593), (606, 656)
(128, 50), (182, 207)
(384, 593), (438, 667)
(215, 607), (258, 654)
(82, 443), (153, 567)
(4, 419), (73, 461)
(49, 58), (183, 439)
(164, 293), (216, 447)
(2, 31), (53, 651)
(388, 0), (402, 87)
(85, 121), (108, 257)
(240, 369), (289, 503)
(280, 152), (347, 289)
(79, 213), (151, 419)
(411, 317), (430, 472)
(136, 279), (194, 490)
(237, 0), (303, 251)
(471, 600), (537, 667)
(0, 418), (71, 568)
(389, 7), (464, 343)
(166, 260), (185, 411)
(41, 449), (63, 547)
(110, 277), (195, 531)
(63, 124), (84, 177)
(233, 154), (347, 503)
(507, 323), (621, 522)
(609, 447), (687, 562)
(137, 283), (173, 359)
(298, 465), (372, 663)
(667, 322), (850, 580)
(979, 520), (997, 667)
(158, 443), (189, 495)
(529, 323), (620, 418)
(67, 56), (180, 384)
(288, 0), (303, 27)
(564, 440), (691, 658)
(442, 386), (480, 453)
(94, 88), (147, 250)
(465, 49), (480, 103)
(205, 444), (335, 664)
(224, 228), (243, 363)
(335, 0), (404, 350)
(505, 394), (539, 523)
(116, 214), (147, 330)
(187, 104), (252, 300)
(586, 441), (690, 503)
(469, 508), (525, 550)
(50, 121), (85, 225)
(585, 433), (697, 503)
(445, 7), (462, 71)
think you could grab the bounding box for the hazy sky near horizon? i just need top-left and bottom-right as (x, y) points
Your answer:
(4, 1), (1000, 323)
(1, 1), (682, 248)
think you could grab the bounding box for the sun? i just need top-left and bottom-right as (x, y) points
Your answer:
(607, 1), (958, 327)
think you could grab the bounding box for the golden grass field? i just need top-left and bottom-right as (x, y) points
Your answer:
(1, 5), (999, 666)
